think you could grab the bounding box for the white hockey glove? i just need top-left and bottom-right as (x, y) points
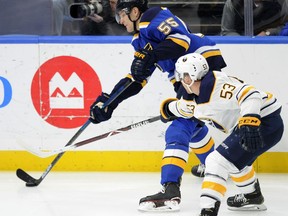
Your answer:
(160, 98), (195, 123)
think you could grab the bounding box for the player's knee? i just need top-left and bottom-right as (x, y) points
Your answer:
(165, 120), (194, 144)
(191, 124), (209, 141)
(205, 151), (230, 179)
(190, 126), (214, 164)
(165, 127), (183, 143)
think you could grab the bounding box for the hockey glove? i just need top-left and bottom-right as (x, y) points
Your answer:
(238, 114), (264, 153)
(89, 92), (116, 124)
(160, 98), (195, 123)
(130, 49), (156, 82)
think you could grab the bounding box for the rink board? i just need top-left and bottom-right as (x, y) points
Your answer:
(0, 151), (287, 173)
(0, 36), (287, 172)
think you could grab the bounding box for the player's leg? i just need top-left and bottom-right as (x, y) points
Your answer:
(198, 155), (266, 215)
(224, 109), (284, 211)
(199, 150), (231, 216)
(208, 132), (267, 214)
(199, 124), (268, 216)
(138, 118), (199, 212)
(190, 124), (215, 177)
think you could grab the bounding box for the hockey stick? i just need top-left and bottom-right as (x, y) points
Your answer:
(16, 79), (134, 187)
(38, 115), (161, 158)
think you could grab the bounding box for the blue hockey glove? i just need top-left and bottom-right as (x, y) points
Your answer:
(89, 93), (116, 124)
(238, 114), (264, 153)
(130, 49), (156, 82)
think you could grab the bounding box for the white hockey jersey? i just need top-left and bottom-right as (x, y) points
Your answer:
(193, 71), (281, 134)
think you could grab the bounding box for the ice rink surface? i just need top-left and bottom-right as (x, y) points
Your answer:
(1, 171), (287, 216)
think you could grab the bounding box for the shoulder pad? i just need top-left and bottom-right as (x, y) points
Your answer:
(141, 7), (162, 22)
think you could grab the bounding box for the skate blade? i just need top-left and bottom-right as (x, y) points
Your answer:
(138, 200), (180, 212)
(228, 203), (267, 211)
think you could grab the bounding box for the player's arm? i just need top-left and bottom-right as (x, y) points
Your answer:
(110, 75), (145, 104)
(89, 75), (145, 124)
(237, 84), (262, 117)
(130, 39), (186, 82)
(236, 84), (264, 152)
(160, 98), (195, 123)
(131, 12), (189, 82)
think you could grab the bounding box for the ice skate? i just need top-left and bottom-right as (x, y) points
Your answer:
(191, 164), (205, 177)
(227, 179), (267, 211)
(138, 182), (181, 212)
(199, 201), (220, 216)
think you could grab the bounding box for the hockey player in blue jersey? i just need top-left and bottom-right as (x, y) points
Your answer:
(161, 53), (284, 215)
(89, 0), (227, 211)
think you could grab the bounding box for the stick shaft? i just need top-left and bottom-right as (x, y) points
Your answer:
(38, 120), (91, 180)
(40, 115), (161, 157)
(74, 116), (160, 148)
(17, 79), (134, 186)
(41, 80), (133, 175)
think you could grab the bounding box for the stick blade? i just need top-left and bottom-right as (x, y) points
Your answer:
(16, 169), (39, 187)
(25, 181), (39, 187)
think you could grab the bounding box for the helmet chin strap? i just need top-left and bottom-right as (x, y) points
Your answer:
(128, 11), (142, 33)
(181, 80), (194, 94)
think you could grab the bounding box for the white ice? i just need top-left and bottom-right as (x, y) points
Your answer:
(1, 172), (287, 216)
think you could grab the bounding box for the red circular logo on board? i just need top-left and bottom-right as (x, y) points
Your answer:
(31, 56), (102, 129)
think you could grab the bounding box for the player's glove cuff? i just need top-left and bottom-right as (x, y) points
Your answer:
(238, 114), (263, 153)
(89, 92), (116, 124)
(160, 98), (178, 123)
(131, 49), (157, 82)
(238, 114), (261, 128)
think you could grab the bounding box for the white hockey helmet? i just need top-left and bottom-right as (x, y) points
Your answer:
(175, 53), (209, 82)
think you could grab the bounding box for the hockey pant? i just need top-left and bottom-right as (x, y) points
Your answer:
(161, 117), (215, 185)
(200, 108), (284, 208)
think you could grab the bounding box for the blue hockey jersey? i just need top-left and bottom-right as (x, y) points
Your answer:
(131, 7), (226, 81)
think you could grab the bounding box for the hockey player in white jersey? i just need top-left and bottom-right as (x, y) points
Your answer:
(160, 53), (284, 215)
